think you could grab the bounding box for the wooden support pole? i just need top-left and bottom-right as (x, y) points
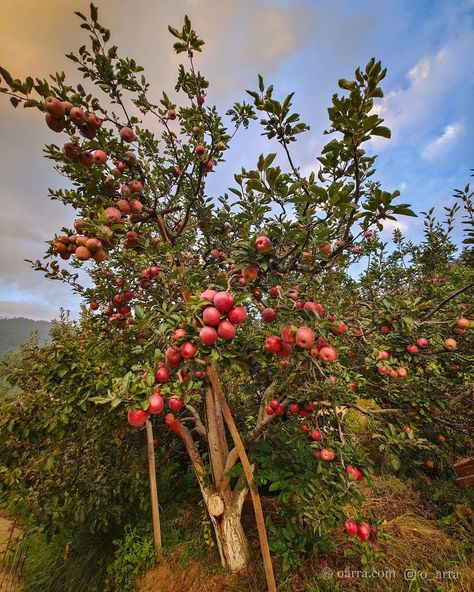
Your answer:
(146, 418), (162, 560)
(207, 367), (277, 592)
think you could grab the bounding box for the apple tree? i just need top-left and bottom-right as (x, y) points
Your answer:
(1, 4), (472, 584)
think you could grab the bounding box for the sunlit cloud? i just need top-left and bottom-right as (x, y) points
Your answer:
(422, 122), (463, 160)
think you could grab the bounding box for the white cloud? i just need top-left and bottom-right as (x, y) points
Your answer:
(370, 31), (473, 151)
(422, 122), (463, 160)
(381, 219), (409, 233)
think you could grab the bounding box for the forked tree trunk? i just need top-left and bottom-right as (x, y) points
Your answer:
(176, 368), (276, 590)
(207, 495), (249, 573)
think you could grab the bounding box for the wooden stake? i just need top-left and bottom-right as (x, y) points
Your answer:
(146, 418), (162, 560)
(207, 367), (277, 592)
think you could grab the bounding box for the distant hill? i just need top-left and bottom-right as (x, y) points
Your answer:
(0, 317), (52, 358)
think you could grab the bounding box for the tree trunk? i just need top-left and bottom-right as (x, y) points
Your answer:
(208, 498), (249, 573)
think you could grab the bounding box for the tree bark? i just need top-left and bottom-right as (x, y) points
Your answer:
(209, 501), (249, 573)
(207, 366), (277, 592)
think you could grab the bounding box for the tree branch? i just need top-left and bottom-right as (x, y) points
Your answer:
(421, 282), (474, 321)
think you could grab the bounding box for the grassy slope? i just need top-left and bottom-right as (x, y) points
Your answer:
(138, 476), (473, 592)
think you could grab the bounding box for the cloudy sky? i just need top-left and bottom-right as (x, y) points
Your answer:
(0, 0), (473, 320)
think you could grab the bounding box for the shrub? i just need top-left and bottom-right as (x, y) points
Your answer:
(105, 525), (156, 592)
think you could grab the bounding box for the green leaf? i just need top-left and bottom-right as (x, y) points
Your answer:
(0, 66), (14, 87)
(371, 126), (391, 139)
(90, 3), (99, 23)
(338, 78), (356, 91)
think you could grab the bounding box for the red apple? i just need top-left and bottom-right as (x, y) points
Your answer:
(200, 326), (218, 346)
(264, 336), (283, 353)
(407, 344), (419, 355)
(304, 301), (325, 317)
(155, 367), (169, 383)
(127, 408), (148, 428)
(310, 429), (322, 441)
(332, 321), (346, 334)
(378, 350), (389, 360)
(227, 305), (248, 325)
(456, 317), (470, 329)
(120, 126), (136, 142)
(129, 179), (143, 194)
(93, 150), (108, 164)
(357, 521), (371, 542)
(172, 328), (186, 340)
(262, 308), (276, 322)
(203, 306), (222, 327)
(344, 519), (358, 537)
(166, 346), (182, 366)
(320, 448), (335, 461)
(129, 199), (143, 214)
(180, 341), (197, 359)
(281, 324), (297, 344)
(75, 246), (91, 261)
(275, 342), (293, 358)
(444, 338), (457, 350)
(44, 96), (65, 118)
(255, 236), (272, 252)
(148, 394), (164, 414)
(213, 291), (234, 313)
(346, 465), (363, 481)
(295, 326), (315, 349)
(217, 320), (236, 340)
(105, 207), (122, 223)
(117, 199), (131, 214)
(69, 106), (85, 124)
(319, 346), (337, 362)
(200, 289), (217, 302)
(269, 286), (282, 298)
(416, 337), (429, 349)
(169, 397), (184, 412)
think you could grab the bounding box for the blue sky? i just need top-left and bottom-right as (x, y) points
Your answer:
(0, 0), (472, 320)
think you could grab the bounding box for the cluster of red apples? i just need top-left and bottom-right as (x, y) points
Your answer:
(198, 290), (248, 345)
(264, 323), (338, 363)
(44, 95), (102, 137)
(44, 97), (147, 262)
(344, 519), (372, 542)
(127, 289), (248, 427)
(53, 218), (109, 263)
(127, 388), (185, 428)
